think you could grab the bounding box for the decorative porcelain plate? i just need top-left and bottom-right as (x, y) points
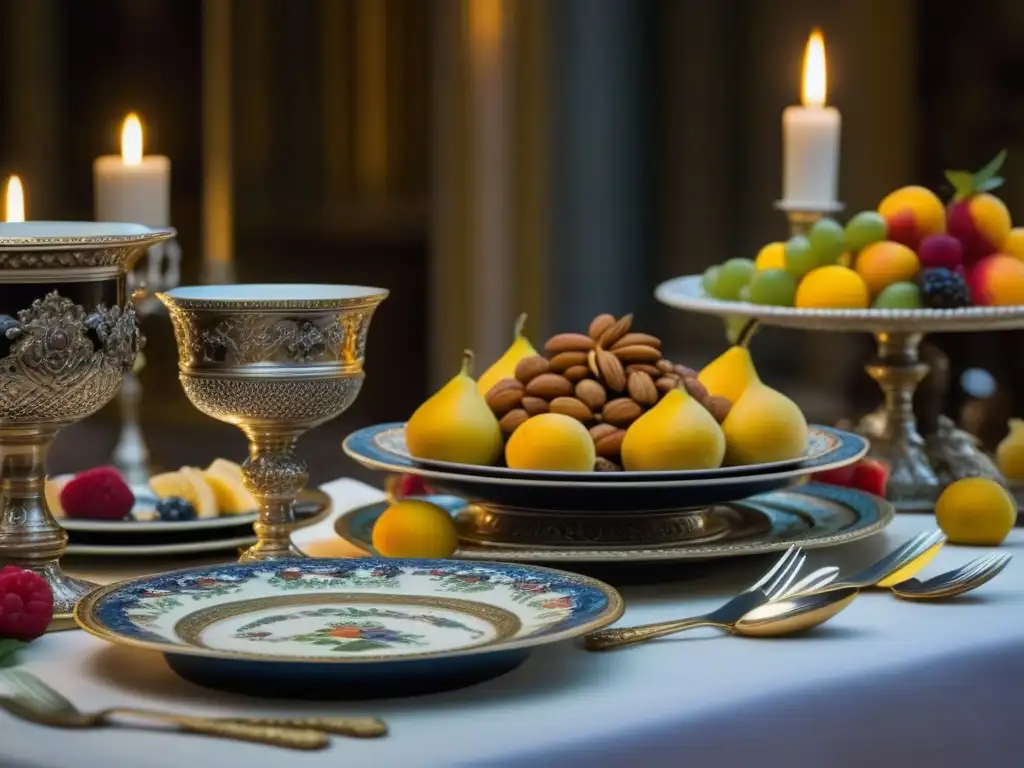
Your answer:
(61, 489), (331, 557)
(342, 424), (868, 513)
(355, 422), (843, 481)
(75, 559), (623, 698)
(335, 484), (893, 564)
(655, 274), (1024, 333)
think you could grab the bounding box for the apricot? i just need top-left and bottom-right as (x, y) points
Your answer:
(505, 413), (595, 472)
(967, 253), (1024, 306)
(854, 241), (920, 296)
(947, 193), (1012, 267)
(877, 186), (946, 250)
(1005, 227), (1024, 261)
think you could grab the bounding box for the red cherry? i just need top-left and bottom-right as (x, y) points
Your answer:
(811, 465), (857, 487)
(850, 458), (890, 498)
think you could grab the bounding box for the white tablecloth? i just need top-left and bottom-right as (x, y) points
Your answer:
(3, 478), (1023, 768)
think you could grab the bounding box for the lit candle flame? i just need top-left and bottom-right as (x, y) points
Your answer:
(801, 28), (827, 108)
(121, 113), (144, 166)
(5, 176), (25, 223)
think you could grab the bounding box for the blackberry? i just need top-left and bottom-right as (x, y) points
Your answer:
(156, 496), (197, 522)
(917, 267), (970, 309)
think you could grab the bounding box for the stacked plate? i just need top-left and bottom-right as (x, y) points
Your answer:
(59, 486), (331, 557)
(342, 422), (877, 553)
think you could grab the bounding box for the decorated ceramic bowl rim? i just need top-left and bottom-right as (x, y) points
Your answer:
(371, 422), (843, 481)
(73, 558), (625, 664)
(159, 283), (389, 311)
(342, 424), (869, 490)
(0, 222), (176, 251)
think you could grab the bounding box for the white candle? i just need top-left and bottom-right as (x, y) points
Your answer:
(93, 114), (170, 229)
(4, 176), (25, 222)
(782, 29), (841, 207)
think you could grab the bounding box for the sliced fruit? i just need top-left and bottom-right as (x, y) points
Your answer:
(150, 470), (194, 501)
(207, 458), (244, 483)
(151, 468), (219, 518)
(203, 470), (257, 514)
(45, 477), (69, 518)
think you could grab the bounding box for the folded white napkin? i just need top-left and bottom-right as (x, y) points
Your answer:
(291, 477), (386, 558)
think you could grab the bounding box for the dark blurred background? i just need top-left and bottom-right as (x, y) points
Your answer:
(1, 0), (1020, 484)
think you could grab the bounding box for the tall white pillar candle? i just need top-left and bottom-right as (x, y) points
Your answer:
(782, 29), (841, 207)
(93, 114), (170, 284)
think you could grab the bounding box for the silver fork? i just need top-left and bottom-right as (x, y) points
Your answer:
(779, 529), (947, 599)
(585, 545), (828, 651)
(891, 553), (1012, 601)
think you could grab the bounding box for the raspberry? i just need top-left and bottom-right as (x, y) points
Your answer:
(59, 466), (135, 520)
(850, 458), (890, 498)
(386, 474), (434, 501)
(917, 267), (971, 309)
(811, 465), (857, 488)
(0, 566), (54, 641)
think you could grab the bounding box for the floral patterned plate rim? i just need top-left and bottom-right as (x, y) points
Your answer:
(343, 424), (868, 489)
(74, 558), (624, 664)
(335, 484), (894, 563)
(357, 423), (841, 481)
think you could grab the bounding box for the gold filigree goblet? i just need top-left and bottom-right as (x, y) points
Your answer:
(0, 222), (175, 630)
(158, 284), (387, 561)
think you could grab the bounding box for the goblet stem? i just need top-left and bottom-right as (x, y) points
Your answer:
(238, 430), (308, 562)
(859, 331), (940, 507)
(0, 425), (96, 630)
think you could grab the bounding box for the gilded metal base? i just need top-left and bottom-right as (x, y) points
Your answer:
(454, 503), (734, 549)
(853, 331), (1006, 510)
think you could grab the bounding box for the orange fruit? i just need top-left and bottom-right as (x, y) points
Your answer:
(1003, 227), (1024, 261)
(854, 241), (920, 295)
(372, 500), (459, 558)
(795, 266), (870, 309)
(755, 242), (786, 271)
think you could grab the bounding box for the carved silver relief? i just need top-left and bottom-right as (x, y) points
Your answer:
(0, 292), (142, 422)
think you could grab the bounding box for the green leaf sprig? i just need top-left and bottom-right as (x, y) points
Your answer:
(946, 149), (1008, 202)
(0, 639), (26, 668)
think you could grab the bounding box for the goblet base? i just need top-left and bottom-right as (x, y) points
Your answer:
(34, 564), (97, 631)
(238, 541), (307, 562)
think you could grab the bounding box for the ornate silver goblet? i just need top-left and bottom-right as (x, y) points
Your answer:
(158, 284), (387, 561)
(0, 222), (175, 630)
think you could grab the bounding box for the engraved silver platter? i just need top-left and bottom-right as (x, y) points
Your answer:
(0, 221), (175, 630)
(656, 274), (1024, 510)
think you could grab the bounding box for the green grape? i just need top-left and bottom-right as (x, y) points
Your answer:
(873, 281), (922, 309)
(716, 258), (757, 300)
(784, 235), (817, 278)
(702, 265), (723, 297)
(808, 218), (846, 266)
(844, 211), (888, 254)
(738, 284), (752, 302)
(748, 268), (798, 306)
(723, 315), (750, 344)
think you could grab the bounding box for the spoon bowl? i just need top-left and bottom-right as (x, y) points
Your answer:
(733, 587), (859, 638)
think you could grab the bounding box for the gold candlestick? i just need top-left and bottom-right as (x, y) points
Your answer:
(774, 200), (845, 237)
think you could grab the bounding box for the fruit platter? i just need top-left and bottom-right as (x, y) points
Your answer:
(344, 311), (869, 550)
(48, 460), (331, 556)
(655, 152), (1024, 508)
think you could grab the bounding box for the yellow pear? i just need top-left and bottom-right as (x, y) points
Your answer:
(620, 385), (725, 471)
(477, 313), (537, 396)
(996, 418), (1024, 481)
(406, 350), (503, 466)
(721, 381), (808, 466)
(697, 319), (759, 404)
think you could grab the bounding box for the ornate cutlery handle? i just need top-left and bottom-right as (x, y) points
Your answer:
(226, 715), (387, 737)
(120, 710), (329, 750)
(585, 617), (717, 651)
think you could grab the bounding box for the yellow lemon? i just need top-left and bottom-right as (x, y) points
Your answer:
(755, 242), (786, 271)
(372, 500), (459, 558)
(795, 265), (870, 309)
(935, 478), (1017, 546)
(204, 458), (257, 514)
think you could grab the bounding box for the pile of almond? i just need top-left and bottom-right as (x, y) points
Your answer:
(484, 313), (731, 471)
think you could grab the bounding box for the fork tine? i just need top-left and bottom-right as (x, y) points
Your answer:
(951, 553), (1001, 584)
(748, 546), (799, 592)
(965, 553), (1012, 586)
(765, 553), (806, 598)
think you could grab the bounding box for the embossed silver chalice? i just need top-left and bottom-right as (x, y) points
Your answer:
(0, 222), (174, 630)
(158, 284), (387, 561)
